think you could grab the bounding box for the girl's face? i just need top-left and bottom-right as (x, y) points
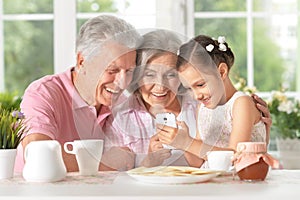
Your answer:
(179, 63), (226, 109)
(138, 53), (181, 111)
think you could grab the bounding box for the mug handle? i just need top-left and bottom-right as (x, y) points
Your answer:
(64, 142), (75, 154)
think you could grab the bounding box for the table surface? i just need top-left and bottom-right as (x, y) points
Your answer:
(1, 169), (299, 200)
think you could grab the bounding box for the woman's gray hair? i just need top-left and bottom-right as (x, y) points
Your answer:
(76, 15), (142, 61)
(137, 29), (182, 66)
(128, 29), (186, 94)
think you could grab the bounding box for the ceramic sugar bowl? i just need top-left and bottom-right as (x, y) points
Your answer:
(234, 142), (279, 181)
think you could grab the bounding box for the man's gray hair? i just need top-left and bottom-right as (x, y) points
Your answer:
(76, 15), (141, 61)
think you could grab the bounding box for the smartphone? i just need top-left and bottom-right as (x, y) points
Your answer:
(155, 112), (177, 128)
(155, 112), (177, 150)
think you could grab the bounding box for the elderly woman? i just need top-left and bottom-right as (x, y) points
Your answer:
(104, 30), (195, 167)
(104, 29), (272, 168)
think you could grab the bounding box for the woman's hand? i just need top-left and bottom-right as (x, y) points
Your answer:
(100, 146), (135, 171)
(148, 134), (164, 153)
(141, 149), (171, 167)
(142, 134), (171, 167)
(157, 121), (193, 150)
(251, 93), (272, 144)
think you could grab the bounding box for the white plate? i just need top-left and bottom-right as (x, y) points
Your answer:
(205, 168), (234, 176)
(127, 166), (220, 184)
(127, 172), (219, 184)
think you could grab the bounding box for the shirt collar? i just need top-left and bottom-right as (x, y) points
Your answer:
(115, 93), (148, 115)
(60, 67), (88, 110)
(97, 105), (112, 126)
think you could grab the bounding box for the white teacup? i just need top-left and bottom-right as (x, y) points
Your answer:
(64, 139), (103, 175)
(207, 150), (234, 171)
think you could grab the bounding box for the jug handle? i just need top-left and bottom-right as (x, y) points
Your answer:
(24, 143), (31, 162)
(64, 142), (75, 154)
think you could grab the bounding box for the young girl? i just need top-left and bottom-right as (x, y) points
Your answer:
(157, 35), (267, 167)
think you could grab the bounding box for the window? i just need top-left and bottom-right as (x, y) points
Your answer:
(1, 0), (299, 96)
(0, 0), (54, 93)
(191, 0), (300, 95)
(0, 0), (156, 94)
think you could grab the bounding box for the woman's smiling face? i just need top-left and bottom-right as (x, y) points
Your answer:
(138, 53), (181, 110)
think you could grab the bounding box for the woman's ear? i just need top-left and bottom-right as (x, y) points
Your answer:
(218, 63), (229, 80)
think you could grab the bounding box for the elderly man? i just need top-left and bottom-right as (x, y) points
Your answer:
(15, 15), (142, 172)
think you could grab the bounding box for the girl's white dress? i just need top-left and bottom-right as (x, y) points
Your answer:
(198, 91), (266, 148)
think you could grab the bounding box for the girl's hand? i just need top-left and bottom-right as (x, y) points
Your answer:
(157, 121), (193, 150)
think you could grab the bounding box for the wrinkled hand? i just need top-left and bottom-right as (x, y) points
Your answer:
(141, 149), (171, 167)
(148, 134), (163, 153)
(251, 93), (272, 144)
(101, 146), (135, 171)
(157, 121), (193, 150)
(140, 134), (171, 167)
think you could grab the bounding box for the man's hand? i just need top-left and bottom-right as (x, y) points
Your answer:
(251, 93), (272, 144)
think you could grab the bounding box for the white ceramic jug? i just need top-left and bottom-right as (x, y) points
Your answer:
(22, 140), (66, 182)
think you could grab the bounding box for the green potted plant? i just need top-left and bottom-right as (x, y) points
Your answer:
(0, 109), (27, 179)
(268, 89), (300, 139)
(0, 91), (22, 111)
(267, 88), (300, 169)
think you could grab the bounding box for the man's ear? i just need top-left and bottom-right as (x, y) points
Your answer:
(76, 52), (85, 68)
(218, 63), (229, 80)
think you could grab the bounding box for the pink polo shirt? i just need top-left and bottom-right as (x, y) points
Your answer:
(14, 68), (111, 173)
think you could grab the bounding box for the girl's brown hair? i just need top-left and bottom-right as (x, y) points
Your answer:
(177, 35), (234, 72)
